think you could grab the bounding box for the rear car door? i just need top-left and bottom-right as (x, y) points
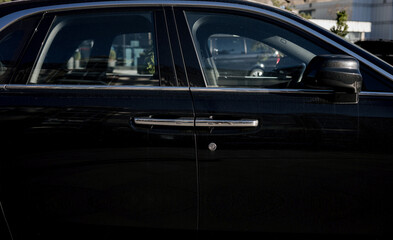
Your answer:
(175, 5), (393, 238)
(0, 4), (197, 239)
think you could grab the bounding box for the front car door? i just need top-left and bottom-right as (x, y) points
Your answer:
(0, 3), (197, 239)
(174, 3), (393, 238)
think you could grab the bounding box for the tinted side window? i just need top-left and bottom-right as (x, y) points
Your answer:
(185, 11), (332, 88)
(29, 11), (161, 86)
(245, 38), (277, 55)
(0, 16), (41, 84)
(211, 36), (245, 55)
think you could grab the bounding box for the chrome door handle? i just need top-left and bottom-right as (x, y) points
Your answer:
(133, 117), (194, 127)
(195, 119), (258, 127)
(133, 117), (258, 128)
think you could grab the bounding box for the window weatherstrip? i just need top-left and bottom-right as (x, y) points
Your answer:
(190, 87), (334, 94)
(359, 91), (393, 97)
(4, 84), (189, 91)
(190, 87), (393, 97)
(5, 85), (390, 97)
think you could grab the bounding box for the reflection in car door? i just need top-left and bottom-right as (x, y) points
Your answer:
(175, 7), (393, 237)
(0, 7), (197, 239)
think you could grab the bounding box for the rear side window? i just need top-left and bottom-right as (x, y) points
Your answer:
(0, 16), (40, 84)
(29, 11), (160, 86)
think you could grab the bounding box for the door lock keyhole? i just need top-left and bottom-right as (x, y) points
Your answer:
(208, 142), (217, 152)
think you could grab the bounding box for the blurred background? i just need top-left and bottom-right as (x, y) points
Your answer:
(253, 0), (393, 64)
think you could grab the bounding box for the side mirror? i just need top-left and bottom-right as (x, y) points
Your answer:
(302, 55), (362, 103)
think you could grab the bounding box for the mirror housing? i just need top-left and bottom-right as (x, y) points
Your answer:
(302, 55), (362, 103)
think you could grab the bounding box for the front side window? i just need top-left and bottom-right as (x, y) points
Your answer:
(29, 11), (159, 86)
(211, 36), (245, 55)
(185, 11), (332, 88)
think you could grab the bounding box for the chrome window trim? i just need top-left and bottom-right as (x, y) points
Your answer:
(191, 87), (393, 97)
(190, 87), (334, 94)
(4, 84), (190, 91)
(0, 1), (392, 83)
(359, 91), (393, 97)
(4, 85), (392, 97)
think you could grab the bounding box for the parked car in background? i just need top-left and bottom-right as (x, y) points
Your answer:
(1, 0), (393, 239)
(355, 39), (393, 66)
(208, 34), (280, 77)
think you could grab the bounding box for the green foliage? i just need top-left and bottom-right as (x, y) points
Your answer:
(109, 49), (116, 60)
(330, 10), (349, 37)
(299, 12), (312, 19)
(0, 0), (12, 3)
(145, 50), (155, 74)
(271, 0), (282, 7)
(74, 50), (81, 61)
(271, 0), (293, 11)
(142, 47), (155, 75)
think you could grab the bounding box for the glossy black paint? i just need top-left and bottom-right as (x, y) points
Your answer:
(0, 87), (197, 239)
(163, 8), (189, 87)
(191, 89), (393, 236)
(355, 40), (393, 65)
(301, 55), (362, 103)
(1, 5), (198, 240)
(1, 1), (393, 239)
(174, 4), (393, 238)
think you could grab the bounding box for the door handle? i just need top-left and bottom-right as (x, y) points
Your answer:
(133, 117), (194, 127)
(195, 118), (258, 127)
(133, 117), (258, 128)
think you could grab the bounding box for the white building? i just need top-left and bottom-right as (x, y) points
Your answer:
(295, 0), (393, 40)
(310, 19), (371, 42)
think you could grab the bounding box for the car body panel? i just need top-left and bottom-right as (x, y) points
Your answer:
(174, 4), (393, 237)
(0, 1), (393, 239)
(0, 5), (197, 239)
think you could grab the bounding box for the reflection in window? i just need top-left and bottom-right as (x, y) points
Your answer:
(208, 34), (281, 78)
(0, 16), (40, 83)
(211, 36), (245, 55)
(0, 31), (24, 78)
(186, 11), (331, 88)
(110, 33), (155, 75)
(66, 40), (94, 70)
(29, 12), (158, 86)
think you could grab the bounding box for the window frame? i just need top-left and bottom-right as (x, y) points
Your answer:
(2, 2), (392, 91)
(10, 6), (179, 87)
(0, 14), (43, 84)
(174, 6), (393, 92)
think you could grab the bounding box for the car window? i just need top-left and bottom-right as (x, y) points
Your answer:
(185, 11), (332, 88)
(246, 38), (279, 57)
(210, 36), (245, 55)
(0, 16), (41, 84)
(29, 11), (160, 86)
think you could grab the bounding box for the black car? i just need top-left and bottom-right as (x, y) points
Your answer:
(209, 34), (280, 77)
(355, 39), (393, 66)
(1, 0), (393, 239)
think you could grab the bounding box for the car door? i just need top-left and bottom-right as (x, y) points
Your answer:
(0, 5), (197, 239)
(174, 6), (393, 238)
